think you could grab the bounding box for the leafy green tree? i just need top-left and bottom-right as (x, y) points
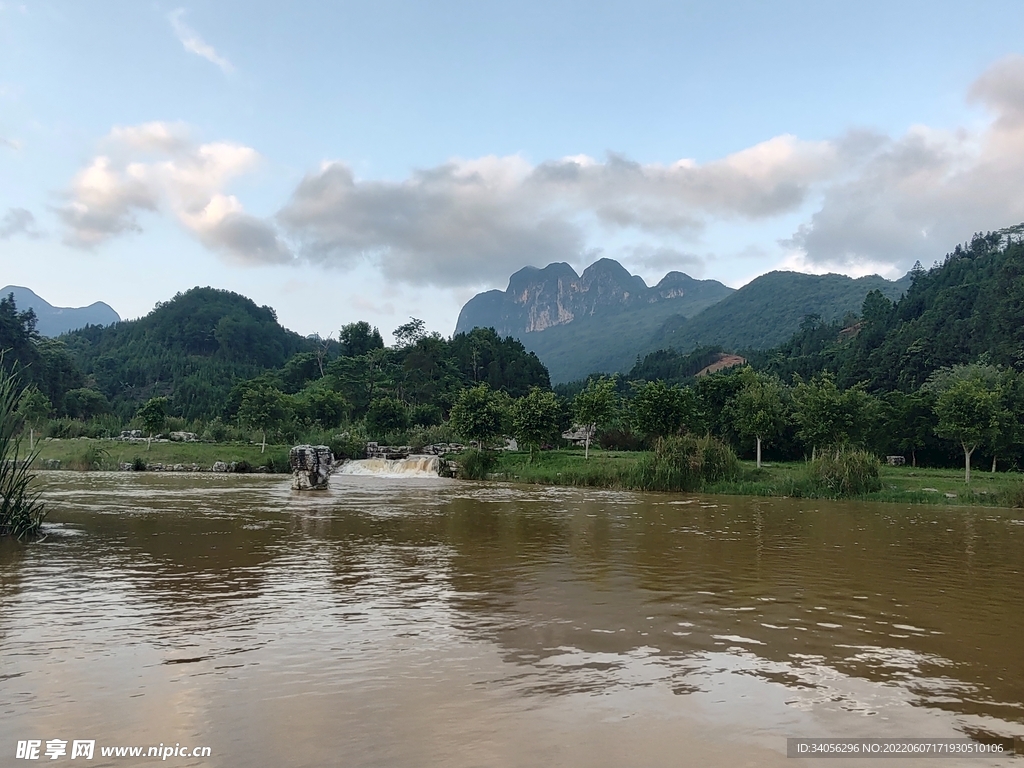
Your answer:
(63, 388), (111, 420)
(728, 368), (786, 468)
(16, 386), (50, 450)
(791, 373), (869, 456)
(365, 397), (409, 438)
(629, 380), (696, 441)
(339, 321), (384, 357)
(393, 317), (426, 348)
(296, 386), (349, 429)
(933, 378), (1003, 483)
(449, 383), (508, 447)
(137, 396), (169, 450)
(571, 376), (618, 459)
(877, 390), (936, 467)
(511, 387), (564, 460)
(239, 385), (289, 453)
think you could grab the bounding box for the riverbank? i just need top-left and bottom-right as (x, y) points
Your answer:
(30, 437), (291, 473)
(25, 440), (1024, 507)
(492, 449), (1024, 507)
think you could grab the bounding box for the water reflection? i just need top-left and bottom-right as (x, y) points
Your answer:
(0, 472), (1021, 767)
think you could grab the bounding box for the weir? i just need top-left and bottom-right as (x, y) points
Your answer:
(337, 455), (442, 478)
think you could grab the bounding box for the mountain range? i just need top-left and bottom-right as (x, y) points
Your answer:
(456, 261), (912, 383)
(1, 285), (120, 337)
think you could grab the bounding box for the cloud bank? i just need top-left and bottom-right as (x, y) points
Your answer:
(56, 122), (289, 263)
(55, 56), (1024, 287)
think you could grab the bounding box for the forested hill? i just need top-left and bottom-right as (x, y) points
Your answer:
(645, 271), (912, 356)
(1, 285), (552, 425)
(62, 287), (313, 419)
(749, 227), (1024, 391)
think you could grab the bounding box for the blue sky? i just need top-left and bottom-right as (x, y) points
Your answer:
(3, 1), (1024, 340)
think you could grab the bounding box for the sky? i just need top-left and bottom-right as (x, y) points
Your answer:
(3, 1), (1024, 342)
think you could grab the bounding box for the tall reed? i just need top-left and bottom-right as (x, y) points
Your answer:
(0, 362), (47, 539)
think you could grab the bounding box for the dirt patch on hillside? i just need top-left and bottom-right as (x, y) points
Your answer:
(695, 354), (746, 377)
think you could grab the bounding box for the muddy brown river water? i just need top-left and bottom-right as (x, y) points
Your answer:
(1, 471), (1023, 767)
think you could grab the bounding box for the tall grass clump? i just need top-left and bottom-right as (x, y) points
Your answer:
(68, 444), (110, 471)
(0, 364), (47, 540)
(1001, 482), (1024, 508)
(627, 435), (738, 492)
(456, 448), (497, 480)
(804, 447), (882, 497)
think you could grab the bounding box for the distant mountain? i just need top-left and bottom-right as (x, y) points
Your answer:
(455, 261), (914, 383)
(455, 259), (734, 382)
(1, 285), (120, 337)
(645, 271), (913, 355)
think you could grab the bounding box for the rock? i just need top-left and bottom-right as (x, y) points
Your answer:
(212, 461), (229, 472)
(169, 431), (198, 442)
(886, 455), (906, 466)
(43, 459), (62, 470)
(290, 445), (334, 491)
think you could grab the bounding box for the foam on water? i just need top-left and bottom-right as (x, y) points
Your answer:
(337, 455), (442, 478)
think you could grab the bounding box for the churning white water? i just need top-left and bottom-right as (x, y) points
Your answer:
(337, 455), (442, 478)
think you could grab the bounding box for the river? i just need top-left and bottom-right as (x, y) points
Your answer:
(1, 471), (1022, 766)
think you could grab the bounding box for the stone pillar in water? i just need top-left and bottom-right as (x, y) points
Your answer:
(290, 445), (334, 490)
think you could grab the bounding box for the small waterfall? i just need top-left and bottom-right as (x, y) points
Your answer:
(337, 455), (442, 478)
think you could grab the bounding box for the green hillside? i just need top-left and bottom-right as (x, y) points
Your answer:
(646, 271), (912, 356)
(751, 227), (1024, 391)
(62, 287), (314, 419)
(521, 288), (730, 383)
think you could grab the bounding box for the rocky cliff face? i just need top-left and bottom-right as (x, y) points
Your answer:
(455, 259), (731, 336)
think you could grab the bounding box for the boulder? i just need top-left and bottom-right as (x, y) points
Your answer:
(212, 461), (230, 472)
(290, 444), (334, 491)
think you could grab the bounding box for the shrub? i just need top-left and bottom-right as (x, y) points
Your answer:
(804, 447), (882, 497)
(232, 460), (252, 474)
(626, 435), (738, 492)
(457, 448), (497, 480)
(330, 431), (367, 460)
(131, 456), (147, 472)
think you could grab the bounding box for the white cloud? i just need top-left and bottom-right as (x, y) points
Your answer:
(0, 207), (42, 239)
(276, 136), (846, 287)
(168, 9), (234, 74)
(785, 55), (1024, 274)
(56, 122), (290, 263)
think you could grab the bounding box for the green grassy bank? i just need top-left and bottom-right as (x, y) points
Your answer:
(31, 438), (291, 473)
(491, 449), (1024, 508)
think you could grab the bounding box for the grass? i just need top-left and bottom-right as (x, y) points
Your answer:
(492, 448), (1024, 507)
(33, 438), (292, 473)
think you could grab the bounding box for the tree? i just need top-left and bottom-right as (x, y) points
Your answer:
(933, 378), (1002, 484)
(137, 396), (169, 450)
(511, 387), (564, 460)
(571, 376), (617, 459)
(238, 385), (289, 453)
(365, 397), (409, 438)
(791, 373), (869, 457)
(339, 321), (384, 357)
(629, 380), (696, 441)
(449, 384), (508, 447)
(16, 386), (51, 450)
(728, 368), (786, 468)
(296, 386), (349, 429)
(392, 317), (426, 348)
